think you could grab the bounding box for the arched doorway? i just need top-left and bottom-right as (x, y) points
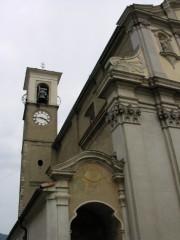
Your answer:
(71, 202), (122, 240)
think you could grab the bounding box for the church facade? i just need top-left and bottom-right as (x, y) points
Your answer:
(7, 1), (180, 240)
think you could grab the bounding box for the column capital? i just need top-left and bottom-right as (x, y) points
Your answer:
(127, 18), (151, 35)
(106, 103), (141, 129)
(157, 106), (180, 128)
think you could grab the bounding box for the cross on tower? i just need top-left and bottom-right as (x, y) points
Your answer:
(41, 62), (45, 69)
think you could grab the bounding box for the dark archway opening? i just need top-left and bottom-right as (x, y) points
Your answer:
(71, 202), (121, 240)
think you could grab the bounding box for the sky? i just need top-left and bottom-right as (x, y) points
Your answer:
(0, 0), (162, 235)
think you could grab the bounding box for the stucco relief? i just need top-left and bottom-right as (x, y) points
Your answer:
(106, 103), (141, 128)
(105, 48), (146, 75)
(157, 106), (180, 128)
(72, 164), (110, 195)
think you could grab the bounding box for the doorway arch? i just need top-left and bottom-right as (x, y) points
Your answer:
(71, 202), (122, 240)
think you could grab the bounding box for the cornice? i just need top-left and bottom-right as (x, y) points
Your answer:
(47, 150), (124, 177)
(98, 70), (143, 100)
(47, 169), (75, 181)
(149, 77), (180, 91)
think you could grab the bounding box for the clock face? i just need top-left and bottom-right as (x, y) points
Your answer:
(33, 111), (50, 126)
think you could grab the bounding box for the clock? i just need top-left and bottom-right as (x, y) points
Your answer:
(33, 110), (50, 126)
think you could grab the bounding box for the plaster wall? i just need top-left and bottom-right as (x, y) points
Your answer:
(175, 9), (180, 20)
(140, 111), (180, 239)
(20, 141), (52, 211)
(115, 33), (134, 57)
(23, 104), (58, 142)
(27, 204), (47, 240)
(158, 56), (180, 81)
(69, 162), (123, 222)
(168, 127), (180, 174)
(78, 88), (98, 138)
(87, 125), (114, 155)
(111, 110), (180, 240)
(56, 88), (106, 162)
(56, 117), (81, 163)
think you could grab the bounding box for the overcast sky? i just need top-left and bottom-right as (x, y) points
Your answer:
(0, 0), (162, 234)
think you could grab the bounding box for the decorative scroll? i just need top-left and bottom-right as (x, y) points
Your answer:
(106, 103), (141, 128)
(106, 47), (146, 75)
(109, 55), (145, 74)
(157, 107), (180, 128)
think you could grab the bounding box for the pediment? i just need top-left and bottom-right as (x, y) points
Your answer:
(152, 29), (172, 38)
(47, 150), (124, 181)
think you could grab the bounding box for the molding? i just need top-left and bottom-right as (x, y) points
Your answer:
(47, 150), (124, 178)
(160, 51), (180, 68)
(152, 29), (172, 38)
(98, 70), (143, 100)
(149, 76), (180, 91)
(106, 103), (141, 129)
(47, 170), (75, 181)
(112, 173), (125, 207)
(157, 106), (180, 128)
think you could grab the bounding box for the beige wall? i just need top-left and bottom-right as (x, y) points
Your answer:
(103, 72), (180, 240)
(69, 162), (123, 221)
(27, 204), (47, 240)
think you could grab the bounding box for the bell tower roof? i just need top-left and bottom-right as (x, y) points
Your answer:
(23, 67), (62, 106)
(23, 67), (62, 90)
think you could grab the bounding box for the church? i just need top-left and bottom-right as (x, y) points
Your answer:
(7, 1), (180, 240)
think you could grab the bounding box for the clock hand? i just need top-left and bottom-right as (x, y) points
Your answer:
(37, 117), (48, 122)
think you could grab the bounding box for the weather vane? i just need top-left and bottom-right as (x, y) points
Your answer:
(41, 62), (45, 69)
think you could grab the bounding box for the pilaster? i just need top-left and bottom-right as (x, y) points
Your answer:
(46, 170), (74, 240)
(113, 173), (129, 240)
(100, 69), (180, 240)
(156, 104), (180, 201)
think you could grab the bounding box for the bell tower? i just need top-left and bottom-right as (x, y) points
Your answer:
(19, 67), (62, 213)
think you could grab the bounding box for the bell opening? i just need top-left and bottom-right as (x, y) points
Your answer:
(37, 83), (49, 104)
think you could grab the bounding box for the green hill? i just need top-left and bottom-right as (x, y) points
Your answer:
(0, 233), (7, 240)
